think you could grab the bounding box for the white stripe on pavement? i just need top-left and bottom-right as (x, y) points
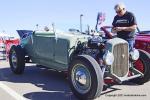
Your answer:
(0, 82), (27, 100)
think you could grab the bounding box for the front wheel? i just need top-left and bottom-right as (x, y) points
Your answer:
(68, 55), (103, 100)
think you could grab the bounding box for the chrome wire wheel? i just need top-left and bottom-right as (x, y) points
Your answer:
(71, 64), (91, 94)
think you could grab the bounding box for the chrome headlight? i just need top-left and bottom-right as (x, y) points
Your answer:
(103, 51), (114, 65)
(130, 48), (139, 61)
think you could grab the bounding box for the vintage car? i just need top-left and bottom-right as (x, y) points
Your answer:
(9, 27), (150, 100)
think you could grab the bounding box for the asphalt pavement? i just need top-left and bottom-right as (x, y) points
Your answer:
(0, 60), (150, 100)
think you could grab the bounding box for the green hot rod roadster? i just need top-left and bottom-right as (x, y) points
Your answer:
(9, 28), (150, 100)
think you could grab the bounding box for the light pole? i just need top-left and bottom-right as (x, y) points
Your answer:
(80, 14), (83, 32)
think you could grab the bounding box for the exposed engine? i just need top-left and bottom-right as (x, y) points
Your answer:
(74, 35), (108, 66)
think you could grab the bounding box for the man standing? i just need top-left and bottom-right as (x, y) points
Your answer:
(112, 3), (137, 51)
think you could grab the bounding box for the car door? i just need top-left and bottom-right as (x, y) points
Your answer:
(33, 32), (55, 61)
(54, 38), (69, 65)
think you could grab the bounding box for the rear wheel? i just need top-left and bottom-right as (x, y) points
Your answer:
(9, 45), (25, 74)
(132, 50), (150, 84)
(68, 55), (103, 100)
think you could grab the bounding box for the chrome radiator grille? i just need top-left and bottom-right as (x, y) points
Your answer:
(112, 43), (129, 77)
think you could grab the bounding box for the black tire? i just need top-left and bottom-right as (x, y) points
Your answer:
(68, 55), (103, 100)
(132, 50), (150, 84)
(9, 45), (25, 74)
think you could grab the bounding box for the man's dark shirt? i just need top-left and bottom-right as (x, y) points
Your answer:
(112, 11), (137, 40)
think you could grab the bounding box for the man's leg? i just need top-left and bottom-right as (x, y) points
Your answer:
(126, 39), (135, 51)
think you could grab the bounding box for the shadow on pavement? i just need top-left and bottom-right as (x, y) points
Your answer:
(0, 65), (77, 100)
(24, 91), (75, 100)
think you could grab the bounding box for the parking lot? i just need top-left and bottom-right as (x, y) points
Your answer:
(0, 60), (150, 100)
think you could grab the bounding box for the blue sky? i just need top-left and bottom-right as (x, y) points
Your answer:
(0, 0), (150, 37)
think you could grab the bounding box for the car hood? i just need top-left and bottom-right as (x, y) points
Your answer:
(135, 35), (150, 42)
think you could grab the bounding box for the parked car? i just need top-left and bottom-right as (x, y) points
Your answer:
(9, 27), (150, 100)
(0, 36), (19, 59)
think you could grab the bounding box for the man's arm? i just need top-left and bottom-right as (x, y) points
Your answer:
(113, 25), (137, 32)
(111, 27), (118, 33)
